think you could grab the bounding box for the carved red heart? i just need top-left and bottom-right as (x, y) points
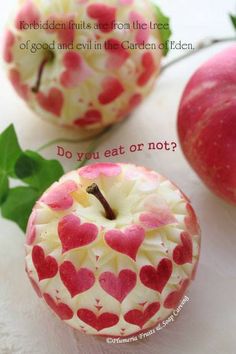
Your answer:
(99, 269), (136, 302)
(58, 214), (98, 253)
(9, 69), (28, 100)
(164, 279), (189, 309)
(43, 293), (73, 320)
(60, 261), (95, 297)
(79, 162), (121, 179)
(32, 245), (58, 281)
(105, 225), (145, 260)
(41, 180), (77, 211)
(15, 0), (40, 30)
(98, 77), (124, 105)
(77, 309), (119, 331)
(124, 302), (160, 328)
(173, 232), (193, 265)
(137, 52), (156, 86)
(105, 38), (130, 69)
(140, 258), (173, 293)
(37, 88), (64, 117)
(26, 209), (36, 245)
(185, 203), (200, 235)
(87, 4), (116, 33)
(27, 275), (42, 298)
(74, 110), (102, 127)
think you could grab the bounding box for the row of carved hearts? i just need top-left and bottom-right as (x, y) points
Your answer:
(29, 277), (189, 331)
(29, 212), (193, 263)
(32, 245), (192, 301)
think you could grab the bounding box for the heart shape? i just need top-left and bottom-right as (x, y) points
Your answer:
(26, 209), (36, 245)
(105, 225), (145, 260)
(129, 11), (149, 45)
(58, 214), (98, 253)
(60, 261), (95, 297)
(77, 309), (119, 331)
(9, 69), (28, 100)
(137, 52), (156, 86)
(27, 275), (42, 298)
(124, 302), (160, 328)
(43, 293), (73, 320)
(173, 232), (193, 265)
(15, 0), (40, 30)
(140, 258), (173, 293)
(98, 77), (124, 105)
(139, 206), (176, 229)
(99, 269), (137, 302)
(60, 70), (82, 88)
(79, 162), (121, 179)
(3, 30), (15, 63)
(46, 15), (75, 44)
(60, 50), (91, 88)
(74, 110), (102, 127)
(32, 245), (58, 281)
(164, 279), (189, 309)
(41, 180), (77, 211)
(104, 38), (130, 69)
(185, 203), (200, 235)
(37, 88), (64, 117)
(87, 4), (116, 33)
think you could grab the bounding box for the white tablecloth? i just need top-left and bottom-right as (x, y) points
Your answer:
(0, 0), (236, 353)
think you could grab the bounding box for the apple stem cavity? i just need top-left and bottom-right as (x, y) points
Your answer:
(32, 50), (54, 93)
(86, 183), (116, 220)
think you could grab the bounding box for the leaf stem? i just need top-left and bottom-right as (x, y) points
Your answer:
(161, 37), (235, 73)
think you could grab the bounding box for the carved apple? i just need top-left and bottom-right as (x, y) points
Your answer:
(178, 45), (236, 204)
(3, 0), (162, 129)
(25, 162), (201, 337)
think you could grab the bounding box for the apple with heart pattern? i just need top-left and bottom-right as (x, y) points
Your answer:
(25, 162), (201, 337)
(3, 0), (162, 129)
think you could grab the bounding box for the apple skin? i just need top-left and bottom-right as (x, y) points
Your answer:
(177, 45), (236, 204)
(3, 0), (162, 130)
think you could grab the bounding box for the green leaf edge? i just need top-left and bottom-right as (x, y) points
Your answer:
(154, 4), (172, 56)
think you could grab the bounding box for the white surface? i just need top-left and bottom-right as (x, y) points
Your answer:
(0, 0), (236, 353)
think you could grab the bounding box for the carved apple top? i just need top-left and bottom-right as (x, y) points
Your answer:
(25, 162), (201, 336)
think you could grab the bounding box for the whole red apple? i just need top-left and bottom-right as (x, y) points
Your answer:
(177, 45), (236, 204)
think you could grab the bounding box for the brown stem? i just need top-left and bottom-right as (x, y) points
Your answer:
(86, 183), (116, 220)
(161, 37), (235, 73)
(32, 51), (54, 93)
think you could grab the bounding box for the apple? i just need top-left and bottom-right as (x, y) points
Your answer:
(3, 0), (162, 129)
(177, 45), (236, 204)
(25, 162), (201, 337)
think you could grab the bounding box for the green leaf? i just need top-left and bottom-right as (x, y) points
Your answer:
(0, 124), (22, 175)
(229, 14), (236, 30)
(14, 150), (64, 193)
(154, 5), (172, 56)
(1, 186), (39, 231)
(0, 172), (9, 205)
(15, 153), (40, 179)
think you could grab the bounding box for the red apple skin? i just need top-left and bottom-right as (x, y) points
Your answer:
(177, 45), (236, 204)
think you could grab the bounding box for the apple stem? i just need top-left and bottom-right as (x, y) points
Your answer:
(32, 51), (54, 93)
(86, 183), (116, 220)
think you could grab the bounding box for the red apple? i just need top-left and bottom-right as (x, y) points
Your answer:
(177, 45), (236, 204)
